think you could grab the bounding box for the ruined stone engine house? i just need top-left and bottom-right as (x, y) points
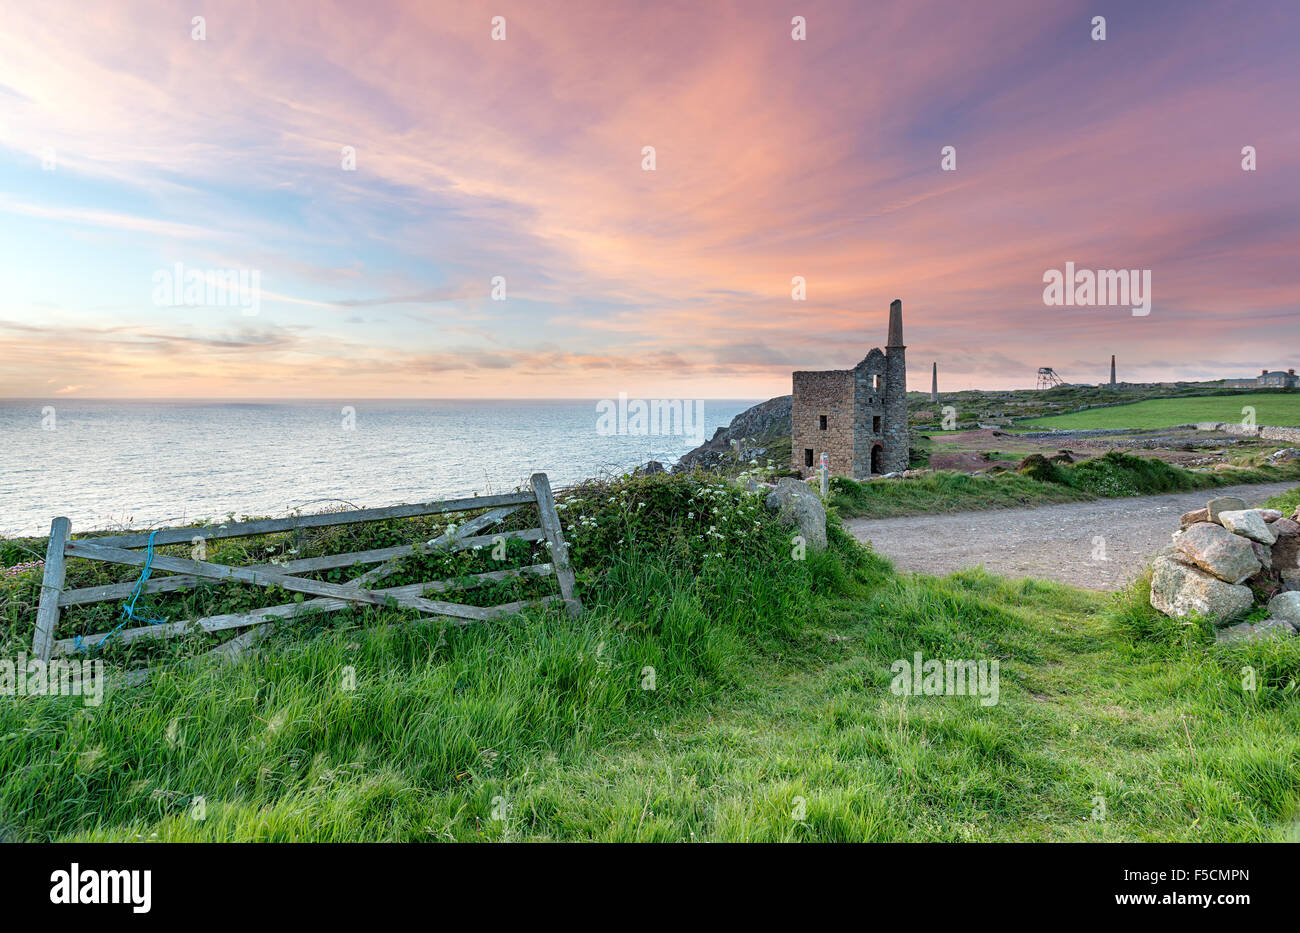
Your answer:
(792, 298), (909, 479)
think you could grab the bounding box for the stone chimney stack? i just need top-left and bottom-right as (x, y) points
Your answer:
(931, 361), (938, 401)
(1110, 354), (1116, 386)
(882, 299), (909, 473)
(887, 298), (904, 348)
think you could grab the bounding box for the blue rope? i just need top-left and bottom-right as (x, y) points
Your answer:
(76, 530), (167, 655)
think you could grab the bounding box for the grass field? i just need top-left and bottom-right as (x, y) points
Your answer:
(830, 451), (1300, 520)
(1020, 393), (1300, 430)
(3, 473), (1298, 841)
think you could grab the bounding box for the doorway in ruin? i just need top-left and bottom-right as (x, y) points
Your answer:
(871, 443), (883, 475)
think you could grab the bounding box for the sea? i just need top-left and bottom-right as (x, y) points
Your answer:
(0, 399), (759, 537)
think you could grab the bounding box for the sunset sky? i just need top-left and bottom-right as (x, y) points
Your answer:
(0, 0), (1296, 398)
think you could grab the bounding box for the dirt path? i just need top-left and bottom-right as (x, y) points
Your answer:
(844, 481), (1298, 591)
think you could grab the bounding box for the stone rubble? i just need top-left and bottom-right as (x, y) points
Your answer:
(1206, 495), (1246, 523)
(1217, 509), (1277, 545)
(1171, 521), (1261, 584)
(1150, 496), (1300, 644)
(1216, 618), (1297, 644)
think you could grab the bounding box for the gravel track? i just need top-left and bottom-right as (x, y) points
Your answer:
(844, 481), (1298, 591)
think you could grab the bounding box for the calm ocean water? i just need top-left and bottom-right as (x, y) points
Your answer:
(0, 399), (758, 537)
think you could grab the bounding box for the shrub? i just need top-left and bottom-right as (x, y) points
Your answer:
(1066, 450), (1193, 496)
(554, 472), (781, 585)
(1018, 454), (1067, 484)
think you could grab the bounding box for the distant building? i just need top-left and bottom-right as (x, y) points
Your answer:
(1258, 368), (1297, 388)
(791, 299), (909, 479)
(1221, 368), (1297, 389)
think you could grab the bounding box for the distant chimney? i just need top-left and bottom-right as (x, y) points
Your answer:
(1263, 369), (1269, 375)
(1110, 354), (1116, 386)
(886, 299), (904, 347)
(931, 361), (938, 402)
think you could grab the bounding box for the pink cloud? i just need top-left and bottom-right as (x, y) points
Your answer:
(0, 0), (1295, 395)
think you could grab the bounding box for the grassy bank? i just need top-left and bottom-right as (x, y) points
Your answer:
(1020, 392), (1300, 430)
(1262, 485), (1300, 516)
(830, 451), (1300, 520)
(2, 473), (1298, 841)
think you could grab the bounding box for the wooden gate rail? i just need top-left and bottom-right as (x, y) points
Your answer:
(31, 472), (581, 662)
(81, 490), (536, 550)
(55, 569), (562, 655)
(57, 524), (539, 606)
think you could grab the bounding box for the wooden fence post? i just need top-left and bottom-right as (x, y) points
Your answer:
(32, 516), (71, 661)
(531, 473), (582, 618)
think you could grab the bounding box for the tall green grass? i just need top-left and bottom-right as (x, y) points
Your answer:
(0, 475), (847, 840)
(2, 473), (1298, 841)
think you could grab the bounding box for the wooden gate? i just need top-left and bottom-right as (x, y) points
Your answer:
(31, 472), (580, 663)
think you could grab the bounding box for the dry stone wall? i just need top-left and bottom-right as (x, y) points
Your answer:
(1195, 422), (1300, 444)
(1151, 495), (1300, 643)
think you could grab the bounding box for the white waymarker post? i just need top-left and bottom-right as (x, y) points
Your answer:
(819, 452), (829, 497)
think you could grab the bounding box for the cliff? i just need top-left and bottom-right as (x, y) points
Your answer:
(673, 395), (792, 472)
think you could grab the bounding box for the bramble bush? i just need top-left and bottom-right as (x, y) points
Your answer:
(555, 472), (784, 582)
